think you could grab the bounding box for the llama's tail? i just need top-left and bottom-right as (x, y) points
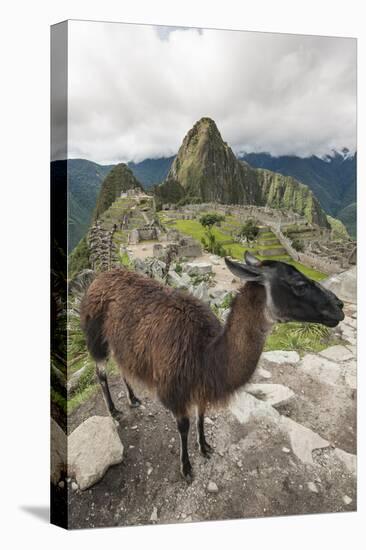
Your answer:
(79, 274), (109, 363)
(82, 313), (109, 362)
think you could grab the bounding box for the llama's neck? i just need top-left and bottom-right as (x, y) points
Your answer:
(209, 282), (273, 400)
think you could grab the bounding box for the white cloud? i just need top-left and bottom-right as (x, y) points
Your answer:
(66, 21), (356, 163)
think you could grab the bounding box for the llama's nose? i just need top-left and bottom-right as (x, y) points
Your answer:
(337, 299), (344, 309)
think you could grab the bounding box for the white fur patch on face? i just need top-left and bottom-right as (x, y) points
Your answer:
(263, 281), (280, 325)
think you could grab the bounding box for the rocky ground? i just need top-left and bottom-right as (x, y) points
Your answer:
(62, 302), (356, 529)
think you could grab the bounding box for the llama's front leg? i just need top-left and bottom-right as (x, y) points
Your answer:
(197, 413), (213, 458)
(96, 362), (120, 417)
(176, 416), (193, 482)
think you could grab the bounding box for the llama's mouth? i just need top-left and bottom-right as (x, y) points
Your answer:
(322, 311), (345, 327)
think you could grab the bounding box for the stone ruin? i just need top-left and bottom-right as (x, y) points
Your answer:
(153, 236), (202, 261)
(88, 221), (119, 271)
(128, 223), (160, 245)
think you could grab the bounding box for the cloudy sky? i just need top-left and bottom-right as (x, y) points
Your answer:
(66, 20), (356, 164)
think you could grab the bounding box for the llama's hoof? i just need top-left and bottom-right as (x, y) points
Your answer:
(129, 397), (142, 408)
(181, 463), (193, 483)
(111, 408), (122, 420)
(200, 442), (214, 458)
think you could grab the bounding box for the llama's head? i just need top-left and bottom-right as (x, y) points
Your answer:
(225, 252), (344, 327)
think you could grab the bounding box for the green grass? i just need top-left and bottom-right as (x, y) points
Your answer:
(264, 322), (339, 354)
(288, 260), (326, 281)
(163, 217), (326, 280)
(68, 384), (99, 414)
(170, 219), (229, 243)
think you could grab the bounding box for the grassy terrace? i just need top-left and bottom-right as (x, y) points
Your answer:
(159, 214), (326, 281)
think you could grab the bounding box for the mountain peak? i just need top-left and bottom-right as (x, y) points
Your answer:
(181, 117), (223, 150)
(156, 118), (330, 228)
(94, 162), (143, 219)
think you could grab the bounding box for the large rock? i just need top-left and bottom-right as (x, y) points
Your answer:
(230, 390), (280, 424)
(167, 270), (190, 289)
(134, 258), (166, 280)
(245, 383), (295, 406)
(261, 350), (300, 365)
(69, 269), (96, 297)
(67, 365), (88, 395)
(184, 262), (212, 276)
(300, 354), (344, 386)
(68, 416), (124, 490)
(209, 289), (231, 307)
(319, 345), (354, 362)
(51, 419), (67, 485)
(343, 359), (357, 389)
(334, 447), (357, 476)
(279, 416), (329, 464)
(191, 282), (210, 302)
(321, 266), (356, 304)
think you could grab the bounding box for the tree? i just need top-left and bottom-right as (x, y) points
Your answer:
(199, 213), (225, 256)
(238, 218), (259, 243)
(199, 213), (225, 229)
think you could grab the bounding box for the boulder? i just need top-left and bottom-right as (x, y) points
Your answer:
(209, 289), (231, 307)
(184, 262), (212, 276)
(245, 383), (295, 406)
(68, 416), (124, 490)
(321, 266), (356, 304)
(343, 359), (357, 389)
(300, 354), (343, 386)
(334, 447), (357, 476)
(180, 272), (192, 287)
(230, 390), (280, 424)
(261, 350), (300, 365)
(51, 419), (67, 485)
(150, 259), (166, 280)
(319, 345), (354, 362)
(67, 365), (88, 395)
(279, 416), (329, 464)
(69, 269), (96, 297)
(191, 282), (210, 302)
(167, 270), (190, 289)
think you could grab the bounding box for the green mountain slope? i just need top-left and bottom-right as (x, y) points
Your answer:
(240, 151), (356, 236)
(94, 163), (144, 219)
(67, 159), (113, 251)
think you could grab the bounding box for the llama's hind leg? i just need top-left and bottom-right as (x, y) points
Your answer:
(96, 362), (120, 418)
(123, 378), (141, 408)
(197, 409), (213, 458)
(176, 416), (193, 482)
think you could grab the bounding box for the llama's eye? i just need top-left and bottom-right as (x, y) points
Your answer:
(293, 282), (307, 296)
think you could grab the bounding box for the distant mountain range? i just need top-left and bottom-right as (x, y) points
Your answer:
(238, 150), (356, 237)
(66, 124), (356, 250)
(66, 159), (113, 250)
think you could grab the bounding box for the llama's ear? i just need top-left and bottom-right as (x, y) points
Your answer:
(225, 257), (264, 282)
(244, 251), (262, 267)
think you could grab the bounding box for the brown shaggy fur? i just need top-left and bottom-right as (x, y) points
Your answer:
(80, 267), (270, 417)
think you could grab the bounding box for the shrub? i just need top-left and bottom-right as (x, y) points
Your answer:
(199, 213), (225, 228)
(238, 218), (259, 242)
(291, 238), (305, 252)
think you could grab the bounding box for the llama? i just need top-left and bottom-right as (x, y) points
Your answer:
(80, 252), (344, 481)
